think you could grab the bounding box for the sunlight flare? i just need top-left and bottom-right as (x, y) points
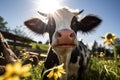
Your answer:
(34, 0), (63, 13)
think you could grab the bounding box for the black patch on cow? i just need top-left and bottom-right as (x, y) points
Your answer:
(79, 52), (84, 66)
(70, 16), (79, 33)
(47, 16), (56, 44)
(41, 48), (60, 80)
(78, 15), (102, 32)
(44, 48), (59, 69)
(69, 47), (79, 63)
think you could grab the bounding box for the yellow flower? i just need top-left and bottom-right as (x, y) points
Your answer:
(38, 61), (44, 65)
(117, 55), (120, 58)
(103, 33), (116, 45)
(108, 60), (111, 64)
(0, 61), (31, 80)
(5, 64), (13, 77)
(29, 58), (33, 62)
(6, 75), (20, 80)
(47, 70), (54, 78)
(23, 52), (29, 58)
(0, 76), (4, 80)
(99, 52), (105, 58)
(20, 64), (31, 77)
(0, 53), (4, 59)
(47, 63), (66, 80)
(19, 50), (23, 54)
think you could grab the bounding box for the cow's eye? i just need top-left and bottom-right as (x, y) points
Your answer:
(72, 21), (77, 26)
(71, 16), (77, 25)
(71, 16), (78, 32)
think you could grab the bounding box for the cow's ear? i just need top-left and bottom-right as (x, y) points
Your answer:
(78, 15), (102, 32)
(24, 18), (48, 34)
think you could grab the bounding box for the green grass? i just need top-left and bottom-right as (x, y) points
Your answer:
(21, 61), (43, 80)
(21, 57), (120, 80)
(86, 57), (120, 80)
(31, 43), (49, 51)
(19, 43), (120, 80)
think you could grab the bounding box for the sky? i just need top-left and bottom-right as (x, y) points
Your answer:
(0, 0), (120, 45)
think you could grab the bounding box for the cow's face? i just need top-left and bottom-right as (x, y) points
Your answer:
(48, 9), (78, 52)
(24, 7), (101, 53)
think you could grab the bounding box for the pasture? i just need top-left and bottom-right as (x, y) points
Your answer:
(0, 35), (120, 80)
(22, 53), (120, 80)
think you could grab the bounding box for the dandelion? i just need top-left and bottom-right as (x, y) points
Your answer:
(0, 61), (31, 80)
(46, 63), (66, 80)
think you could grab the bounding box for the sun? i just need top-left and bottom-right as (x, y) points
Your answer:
(34, 0), (63, 13)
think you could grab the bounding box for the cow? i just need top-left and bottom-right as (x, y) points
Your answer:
(24, 7), (102, 80)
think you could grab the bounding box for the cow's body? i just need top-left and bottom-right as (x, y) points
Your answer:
(24, 7), (102, 80)
(42, 41), (90, 80)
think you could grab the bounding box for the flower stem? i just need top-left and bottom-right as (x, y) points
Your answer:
(113, 46), (117, 61)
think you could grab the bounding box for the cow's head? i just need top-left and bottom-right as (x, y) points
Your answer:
(24, 7), (101, 53)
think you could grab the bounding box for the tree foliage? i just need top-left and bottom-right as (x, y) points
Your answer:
(0, 16), (9, 32)
(11, 26), (33, 40)
(0, 16), (32, 40)
(91, 40), (112, 57)
(91, 40), (98, 54)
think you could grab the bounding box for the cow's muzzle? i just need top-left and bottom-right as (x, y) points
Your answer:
(54, 29), (77, 48)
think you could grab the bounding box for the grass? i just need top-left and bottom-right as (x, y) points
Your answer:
(6, 43), (120, 80)
(20, 42), (120, 80)
(21, 56), (120, 80)
(31, 43), (49, 51)
(86, 57), (120, 80)
(21, 61), (43, 80)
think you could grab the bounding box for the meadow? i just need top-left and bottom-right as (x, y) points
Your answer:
(0, 33), (120, 80)
(22, 33), (120, 80)
(21, 56), (120, 80)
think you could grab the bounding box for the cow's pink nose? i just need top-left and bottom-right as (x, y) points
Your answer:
(55, 29), (76, 42)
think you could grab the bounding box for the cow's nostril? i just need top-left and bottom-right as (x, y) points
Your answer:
(55, 30), (76, 40)
(70, 32), (75, 39)
(55, 31), (62, 38)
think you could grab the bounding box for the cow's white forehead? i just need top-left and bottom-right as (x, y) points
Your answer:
(52, 8), (76, 30)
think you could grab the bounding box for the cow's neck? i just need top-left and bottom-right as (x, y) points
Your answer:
(57, 51), (72, 80)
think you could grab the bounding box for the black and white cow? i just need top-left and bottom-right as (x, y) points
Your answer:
(24, 7), (102, 80)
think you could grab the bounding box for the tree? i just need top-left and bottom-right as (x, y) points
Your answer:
(0, 16), (9, 32)
(113, 38), (120, 55)
(12, 26), (24, 36)
(0, 16), (33, 40)
(91, 40), (98, 54)
(12, 26), (32, 39)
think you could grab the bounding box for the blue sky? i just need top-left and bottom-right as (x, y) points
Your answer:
(0, 0), (120, 45)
